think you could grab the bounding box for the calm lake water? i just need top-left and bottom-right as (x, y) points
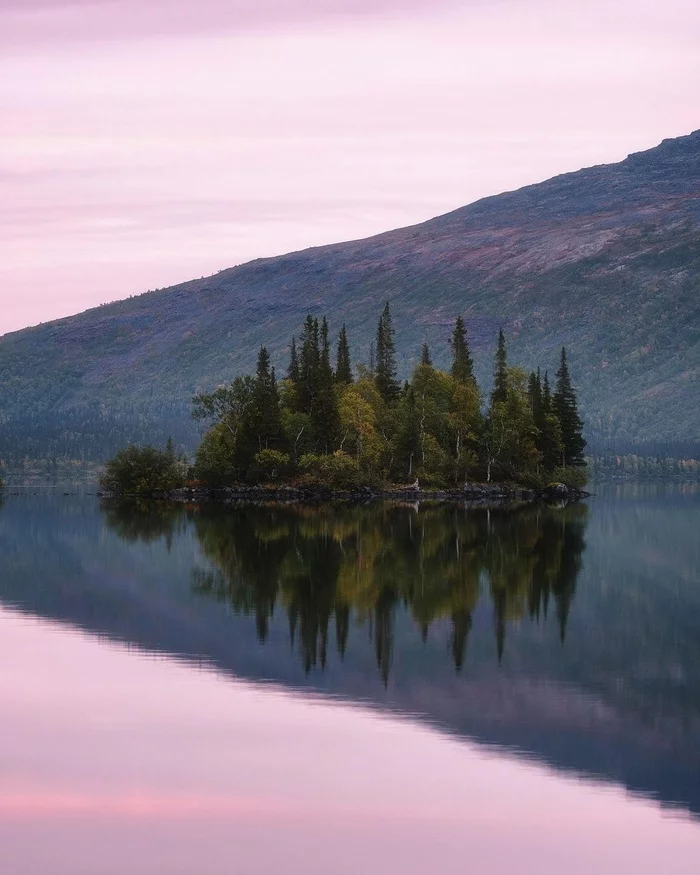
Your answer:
(1, 486), (699, 873)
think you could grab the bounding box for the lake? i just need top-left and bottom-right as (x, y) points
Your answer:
(0, 486), (699, 873)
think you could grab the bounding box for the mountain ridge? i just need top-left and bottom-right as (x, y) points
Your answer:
(1, 130), (699, 468)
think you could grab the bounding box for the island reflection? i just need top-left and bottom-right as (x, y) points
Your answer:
(102, 501), (588, 682)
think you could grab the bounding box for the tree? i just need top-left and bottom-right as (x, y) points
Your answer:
(252, 346), (283, 451)
(375, 302), (400, 403)
(336, 324), (353, 384)
(484, 367), (539, 482)
(392, 387), (421, 481)
(420, 343), (433, 367)
(287, 336), (300, 383)
(491, 328), (508, 407)
(553, 347), (586, 467)
(315, 317), (341, 452)
(100, 443), (185, 494)
(450, 316), (474, 384)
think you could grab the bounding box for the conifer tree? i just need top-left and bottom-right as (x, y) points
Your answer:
(375, 302), (400, 403)
(297, 315), (320, 413)
(335, 324), (353, 384)
(542, 370), (552, 413)
(420, 343), (432, 367)
(315, 317), (340, 451)
(491, 328), (508, 407)
(287, 336), (300, 383)
(252, 346), (282, 450)
(450, 316), (474, 384)
(553, 347), (586, 467)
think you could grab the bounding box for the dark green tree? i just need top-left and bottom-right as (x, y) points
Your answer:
(491, 328), (508, 407)
(450, 316), (474, 384)
(315, 317), (341, 452)
(335, 324), (353, 384)
(287, 335), (300, 383)
(297, 315), (320, 414)
(375, 302), (400, 403)
(252, 346), (283, 450)
(553, 347), (586, 467)
(420, 343), (433, 367)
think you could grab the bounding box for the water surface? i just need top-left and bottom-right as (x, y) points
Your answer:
(0, 487), (698, 873)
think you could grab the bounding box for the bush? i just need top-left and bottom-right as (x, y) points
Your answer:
(550, 466), (589, 490)
(100, 444), (185, 495)
(299, 451), (362, 489)
(254, 449), (290, 482)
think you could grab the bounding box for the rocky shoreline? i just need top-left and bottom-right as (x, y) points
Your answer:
(105, 482), (589, 506)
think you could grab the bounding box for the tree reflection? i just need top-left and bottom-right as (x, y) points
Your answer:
(189, 502), (588, 680)
(101, 499), (587, 679)
(101, 500), (187, 549)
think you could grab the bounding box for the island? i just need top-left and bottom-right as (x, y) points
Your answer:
(101, 306), (588, 502)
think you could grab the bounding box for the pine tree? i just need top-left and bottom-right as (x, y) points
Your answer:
(375, 302), (400, 403)
(287, 335), (300, 383)
(420, 343), (432, 367)
(542, 370), (552, 413)
(315, 317), (340, 451)
(335, 324), (353, 384)
(450, 316), (474, 383)
(528, 369), (542, 425)
(553, 347), (586, 467)
(297, 315), (320, 414)
(491, 328), (508, 407)
(252, 346), (282, 450)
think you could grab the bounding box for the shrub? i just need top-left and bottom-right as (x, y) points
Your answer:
(550, 466), (589, 490)
(254, 449), (290, 482)
(100, 444), (185, 495)
(299, 451), (362, 489)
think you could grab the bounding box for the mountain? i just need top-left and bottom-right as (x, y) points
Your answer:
(1, 131), (699, 470)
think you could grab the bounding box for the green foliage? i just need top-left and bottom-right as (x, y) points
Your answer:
(450, 315), (475, 384)
(550, 466), (590, 490)
(187, 313), (587, 489)
(100, 443), (185, 494)
(375, 302), (400, 404)
(299, 451), (362, 488)
(254, 449), (290, 481)
(335, 324), (353, 384)
(553, 347), (587, 467)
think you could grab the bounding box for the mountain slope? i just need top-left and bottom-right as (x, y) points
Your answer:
(1, 131), (699, 467)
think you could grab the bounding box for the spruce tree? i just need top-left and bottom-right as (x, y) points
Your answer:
(553, 347), (586, 467)
(252, 346), (282, 450)
(315, 317), (340, 451)
(287, 335), (300, 383)
(298, 315), (320, 414)
(491, 328), (508, 407)
(420, 343), (433, 367)
(335, 324), (353, 384)
(450, 316), (474, 383)
(375, 302), (400, 403)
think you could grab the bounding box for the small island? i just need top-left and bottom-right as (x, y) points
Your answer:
(101, 306), (588, 502)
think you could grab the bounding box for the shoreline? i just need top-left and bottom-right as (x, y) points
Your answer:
(101, 482), (590, 505)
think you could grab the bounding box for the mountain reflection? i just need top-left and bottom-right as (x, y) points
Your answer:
(103, 501), (588, 681)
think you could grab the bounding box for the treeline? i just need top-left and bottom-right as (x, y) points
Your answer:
(189, 305), (587, 490)
(589, 454), (700, 481)
(103, 502), (588, 680)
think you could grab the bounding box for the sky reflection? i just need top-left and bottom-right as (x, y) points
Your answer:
(1, 606), (699, 875)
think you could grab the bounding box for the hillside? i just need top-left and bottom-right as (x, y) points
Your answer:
(1, 131), (699, 469)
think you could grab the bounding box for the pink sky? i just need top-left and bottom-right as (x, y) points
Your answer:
(1, 0), (699, 335)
